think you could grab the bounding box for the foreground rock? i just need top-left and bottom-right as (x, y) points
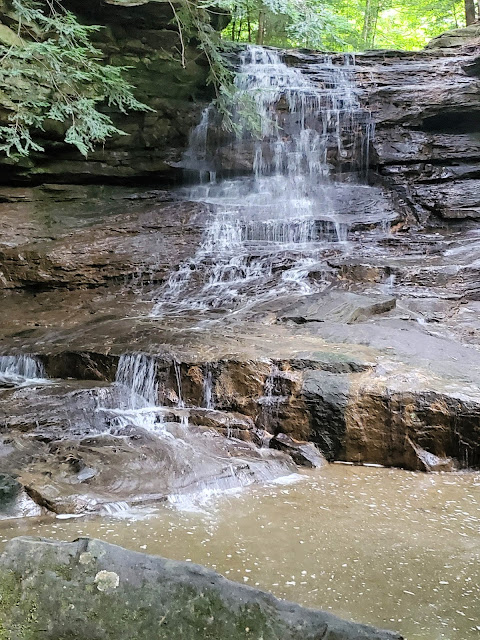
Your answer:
(0, 537), (402, 640)
(269, 433), (326, 467)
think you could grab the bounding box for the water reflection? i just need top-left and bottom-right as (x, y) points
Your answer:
(1, 465), (479, 640)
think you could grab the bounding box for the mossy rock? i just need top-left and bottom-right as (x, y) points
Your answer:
(425, 23), (480, 48)
(0, 537), (403, 640)
(0, 475), (21, 510)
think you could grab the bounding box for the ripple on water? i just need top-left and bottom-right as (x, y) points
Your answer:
(1, 465), (479, 640)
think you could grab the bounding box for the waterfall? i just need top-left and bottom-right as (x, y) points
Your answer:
(0, 354), (47, 385)
(103, 354), (188, 431)
(100, 353), (164, 433)
(115, 353), (158, 410)
(203, 364), (214, 410)
(152, 46), (373, 317)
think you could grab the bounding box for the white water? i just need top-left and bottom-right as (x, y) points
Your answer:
(152, 46), (374, 317)
(94, 353), (296, 507)
(0, 354), (47, 386)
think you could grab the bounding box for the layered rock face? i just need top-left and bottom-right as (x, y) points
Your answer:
(285, 45), (480, 224)
(361, 47), (480, 223)
(0, 537), (402, 640)
(1, 38), (480, 518)
(0, 0), (212, 184)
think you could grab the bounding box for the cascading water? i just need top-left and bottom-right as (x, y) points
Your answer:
(96, 352), (296, 509)
(99, 353), (166, 433)
(0, 354), (47, 386)
(152, 46), (375, 317)
(116, 353), (158, 410)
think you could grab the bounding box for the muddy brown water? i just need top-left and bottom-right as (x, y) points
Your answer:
(1, 465), (479, 640)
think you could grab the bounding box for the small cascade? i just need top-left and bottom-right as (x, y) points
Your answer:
(152, 46), (376, 317)
(203, 364), (214, 410)
(96, 352), (297, 508)
(101, 353), (164, 433)
(257, 364), (290, 433)
(0, 354), (47, 386)
(115, 353), (158, 410)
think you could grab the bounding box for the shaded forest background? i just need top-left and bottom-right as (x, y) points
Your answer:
(217, 0), (479, 50)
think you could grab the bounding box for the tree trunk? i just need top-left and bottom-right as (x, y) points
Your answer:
(465, 0), (476, 25)
(256, 10), (265, 45)
(362, 0), (380, 48)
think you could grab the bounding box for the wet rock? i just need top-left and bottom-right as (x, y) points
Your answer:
(355, 50), (480, 223)
(302, 371), (350, 460)
(0, 474), (21, 509)
(251, 427), (273, 447)
(343, 372), (480, 470)
(406, 438), (455, 472)
(0, 379), (296, 514)
(187, 408), (254, 433)
(269, 433), (326, 468)
(413, 180), (480, 219)
(0, 537), (403, 640)
(279, 292), (396, 324)
(0, 188), (206, 290)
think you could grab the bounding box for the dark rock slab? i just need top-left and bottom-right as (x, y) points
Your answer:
(0, 537), (403, 640)
(269, 433), (326, 468)
(302, 371), (350, 461)
(413, 179), (480, 219)
(279, 292), (396, 324)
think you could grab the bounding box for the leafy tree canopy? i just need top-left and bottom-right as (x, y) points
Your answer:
(0, 0), (150, 159)
(214, 0), (466, 50)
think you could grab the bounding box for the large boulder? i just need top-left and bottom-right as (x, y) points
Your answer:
(425, 23), (480, 49)
(0, 537), (402, 640)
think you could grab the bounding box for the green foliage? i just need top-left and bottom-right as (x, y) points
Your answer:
(215, 0), (465, 50)
(0, 0), (150, 159)
(173, 0), (262, 135)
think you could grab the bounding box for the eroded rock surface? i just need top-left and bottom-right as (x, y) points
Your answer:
(0, 536), (402, 640)
(0, 186), (206, 290)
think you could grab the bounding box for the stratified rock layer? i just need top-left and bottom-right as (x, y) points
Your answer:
(0, 536), (402, 640)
